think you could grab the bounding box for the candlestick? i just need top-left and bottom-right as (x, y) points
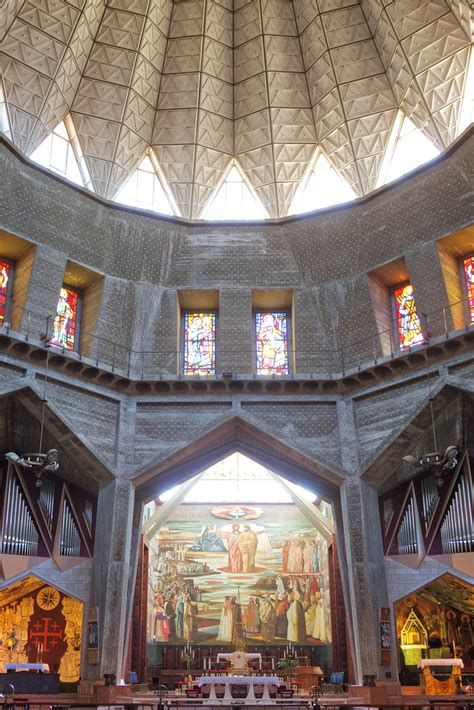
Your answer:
(271, 658), (275, 670)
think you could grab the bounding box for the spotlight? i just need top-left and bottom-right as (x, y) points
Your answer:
(402, 455), (417, 466)
(5, 452), (20, 463)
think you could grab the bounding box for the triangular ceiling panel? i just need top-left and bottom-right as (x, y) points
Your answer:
(1, 0), (471, 217)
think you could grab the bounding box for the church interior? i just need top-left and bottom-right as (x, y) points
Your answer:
(0, 0), (473, 707)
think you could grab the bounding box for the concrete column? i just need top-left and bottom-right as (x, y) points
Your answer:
(405, 242), (451, 337)
(218, 289), (252, 375)
(337, 400), (392, 682)
(20, 244), (66, 339)
(87, 478), (135, 678)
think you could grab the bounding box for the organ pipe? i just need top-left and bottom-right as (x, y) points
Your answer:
(60, 500), (81, 557)
(397, 497), (418, 555)
(1, 472), (38, 555)
(441, 474), (473, 554)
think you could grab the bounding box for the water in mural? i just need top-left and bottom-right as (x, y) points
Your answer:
(147, 504), (331, 646)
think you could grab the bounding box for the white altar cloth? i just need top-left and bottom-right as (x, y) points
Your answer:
(417, 659), (463, 669)
(217, 652), (262, 669)
(198, 675), (281, 702)
(4, 663), (50, 672)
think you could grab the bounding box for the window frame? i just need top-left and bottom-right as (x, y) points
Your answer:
(253, 309), (292, 377)
(391, 281), (425, 351)
(460, 253), (474, 324)
(181, 309), (218, 377)
(0, 258), (15, 327)
(51, 284), (82, 353)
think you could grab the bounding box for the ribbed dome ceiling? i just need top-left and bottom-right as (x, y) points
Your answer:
(1, 0), (472, 218)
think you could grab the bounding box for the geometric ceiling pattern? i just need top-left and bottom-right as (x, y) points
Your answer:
(0, 0), (472, 218)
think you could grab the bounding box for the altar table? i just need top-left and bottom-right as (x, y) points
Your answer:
(4, 663), (50, 672)
(198, 674), (281, 701)
(417, 658), (463, 695)
(217, 652), (262, 670)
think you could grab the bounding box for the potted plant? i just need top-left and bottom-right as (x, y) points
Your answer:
(275, 658), (299, 672)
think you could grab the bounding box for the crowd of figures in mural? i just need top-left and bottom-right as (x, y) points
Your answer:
(147, 507), (331, 647)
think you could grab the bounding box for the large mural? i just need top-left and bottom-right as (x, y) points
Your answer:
(0, 576), (83, 682)
(147, 503), (331, 646)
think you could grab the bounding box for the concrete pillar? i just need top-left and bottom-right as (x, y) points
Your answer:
(87, 478), (135, 678)
(20, 244), (66, 338)
(337, 400), (392, 682)
(219, 289), (252, 375)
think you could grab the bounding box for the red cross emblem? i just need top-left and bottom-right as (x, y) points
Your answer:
(29, 618), (63, 651)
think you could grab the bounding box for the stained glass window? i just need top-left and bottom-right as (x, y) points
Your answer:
(0, 260), (12, 326)
(393, 283), (424, 350)
(183, 312), (216, 375)
(255, 311), (289, 375)
(50, 286), (80, 351)
(464, 256), (474, 322)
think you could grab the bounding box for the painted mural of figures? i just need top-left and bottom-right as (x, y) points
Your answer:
(217, 596), (235, 642)
(287, 539), (304, 573)
(276, 594), (290, 638)
(154, 603), (170, 642)
(183, 595), (198, 643)
(303, 540), (315, 573)
(310, 592), (328, 642)
(276, 575), (286, 599)
(260, 597), (276, 642)
(165, 595), (176, 641)
(175, 594), (184, 639)
(287, 591), (307, 643)
(246, 597), (259, 634)
(238, 525), (259, 572)
(313, 543), (321, 573)
(231, 596), (244, 646)
(218, 524), (243, 573)
(189, 525), (227, 552)
(282, 541), (290, 572)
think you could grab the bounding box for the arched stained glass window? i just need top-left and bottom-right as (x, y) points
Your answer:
(0, 260), (12, 326)
(464, 255), (474, 322)
(183, 312), (216, 376)
(51, 286), (80, 351)
(255, 311), (289, 376)
(393, 283), (424, 350)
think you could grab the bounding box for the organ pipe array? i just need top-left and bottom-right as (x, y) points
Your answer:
(1, 473), (39, 555)
(60, 500), (81, 557)
(440, 473), (473, 553)
(421, 473), (439, 531)
(397, 497), (418, 555)
(39, 476), (55, 533)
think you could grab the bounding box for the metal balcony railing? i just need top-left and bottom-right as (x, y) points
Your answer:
(0, 296), (472, 380)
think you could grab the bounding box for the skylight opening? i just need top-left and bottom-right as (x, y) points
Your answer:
(202, 164), (268, 221)
(157, 453), (317, 505)
(30, 120), (88, 187)
(115, 153), (177, 216)
(458, 46), (474, 136)
(289, 149), (356, 215)
(377, 112), (440, 188)
(0, 80), (12, 140)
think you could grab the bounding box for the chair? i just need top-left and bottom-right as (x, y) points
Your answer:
(321, 671), (345, 694)
(278, 684), (294, 698)
(129, 671), (139, 684)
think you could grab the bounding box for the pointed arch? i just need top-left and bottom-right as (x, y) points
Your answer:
(289, 147), (356, 215)
(114, 150), (179, 217)
(29, 116), (93, 190)
(376, 111), (440, 188)
(201, 160), (268, 221)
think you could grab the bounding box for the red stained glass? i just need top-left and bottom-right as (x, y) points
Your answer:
(183, 312), (216, 375)
(255, 311), (289, 375)
(464, 256), (474, 323)
(51, 286), (79, 351)
(394, 283), (424, 350)
(0, 260), (11, 326)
